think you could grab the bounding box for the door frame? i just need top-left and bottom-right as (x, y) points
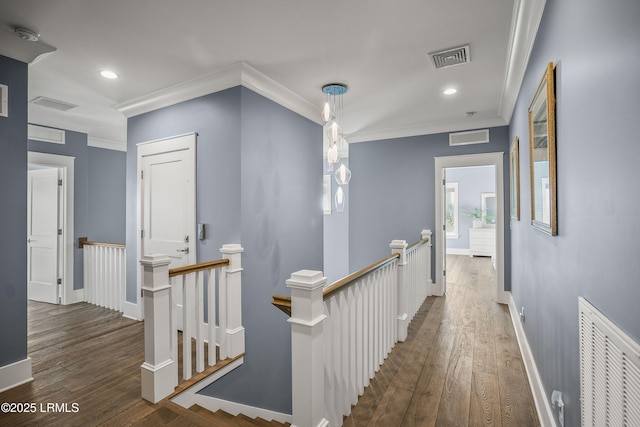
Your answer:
(136, 133), (197, 319)
(27, 152), (78, 304)
(434, 152), (508, 304)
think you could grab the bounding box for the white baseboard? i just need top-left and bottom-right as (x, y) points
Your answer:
(507, 293), (556, 427)
(171, 357), (291, 424)
(66, 288), (85, 305)
(0, 358), (33, 393)
(445, 248), (470, 256)
(123, 300), (142, 321)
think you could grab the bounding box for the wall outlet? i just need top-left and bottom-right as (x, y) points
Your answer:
(519, 306), (525, 322)
(551, 390), (564, 427)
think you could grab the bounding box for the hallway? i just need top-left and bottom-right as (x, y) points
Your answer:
(343, 254), (540, 426)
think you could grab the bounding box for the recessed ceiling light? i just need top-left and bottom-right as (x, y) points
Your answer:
(443, 88), (457, 95)
(100, 70), (118, 79)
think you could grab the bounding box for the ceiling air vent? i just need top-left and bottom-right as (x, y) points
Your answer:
(30, 96), (78, 112)
(429, 45), (470, 69)
(0, 84), (7, 117)
(449, 129), (489, 146)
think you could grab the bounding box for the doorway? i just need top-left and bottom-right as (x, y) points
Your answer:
(27, 152), (75, 304)
(434, 152), (507, 304)
(136, 133), (197, 321)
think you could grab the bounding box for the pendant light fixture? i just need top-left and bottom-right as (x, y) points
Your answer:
(322, 83), (352, 212)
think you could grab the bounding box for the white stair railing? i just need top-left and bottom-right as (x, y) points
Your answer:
(275, 229), (432, 427)
(80, 238), (126, 312)
(140, 244), (244, 403)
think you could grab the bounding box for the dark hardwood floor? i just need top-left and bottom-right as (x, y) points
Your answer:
(343, 254), (540, 426)
(1, 254), (538, 426)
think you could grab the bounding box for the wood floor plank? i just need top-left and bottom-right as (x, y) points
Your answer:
(0, 301), (288, 427)
(344, 255), (539, 427)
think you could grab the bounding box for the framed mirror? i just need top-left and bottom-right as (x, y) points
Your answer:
(528, 62), (557, 235)
(509, 137), (520, 221)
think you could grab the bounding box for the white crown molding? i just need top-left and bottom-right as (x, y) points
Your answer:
(88, 136), (127, 152)
(348, 116), (508, 144)
(499, 0), (547, 124)
(114, 61), (320, 124)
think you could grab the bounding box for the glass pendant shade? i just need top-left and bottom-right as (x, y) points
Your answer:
(335, 163), (351, 185)
(335, 186), (345, 212)
(321, 102), (332, 122)
(325, 120), (342, 144)
(327, 141), (340, 165)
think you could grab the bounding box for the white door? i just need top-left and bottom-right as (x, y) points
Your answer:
(27, 168), (61, 304)
(138, 134), (197, 325)
(142, 148), (194, 268)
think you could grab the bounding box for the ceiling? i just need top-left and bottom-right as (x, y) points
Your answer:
(0, 0), (544, 149)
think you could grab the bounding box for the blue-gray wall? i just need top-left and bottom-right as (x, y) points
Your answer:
(446, 165), (495, 250)
(349, 127), (510, 284)
(509, 0), (640, 426)
(0, 55), (28, 367)
(88, 147), (126, 243)
(126, 86), (322, 413)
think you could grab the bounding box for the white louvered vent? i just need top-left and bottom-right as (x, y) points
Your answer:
(449, 129), (489, 146)
(30, 96), (78, 112)
(579, 297), (640, 426)
(429, 45), (470, 69)
(0, 84), (7, 117)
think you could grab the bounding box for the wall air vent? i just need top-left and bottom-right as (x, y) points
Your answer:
(28, 124), (66, 145)
(0, 84), (7, 117)
(30, 96), (78, 112)
(449, 129), (489, 146)
(429, 45), (470, 69)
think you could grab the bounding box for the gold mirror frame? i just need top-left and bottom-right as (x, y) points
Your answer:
(528, 62), (557, 235)
(509, 136), (520, 221)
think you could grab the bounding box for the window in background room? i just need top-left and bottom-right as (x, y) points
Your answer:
(446, 182), (459, 238)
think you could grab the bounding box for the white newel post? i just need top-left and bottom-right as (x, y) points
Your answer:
(390, 240), (408, 342)
(421, 229), (433, 291)
(221, 244), (244, 358)
(140, 255), (175, 403)
(287, 270), (329, 427)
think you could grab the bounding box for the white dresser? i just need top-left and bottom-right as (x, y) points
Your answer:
(469, 227), (495, 257)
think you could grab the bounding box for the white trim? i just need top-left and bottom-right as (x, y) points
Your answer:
(88, 136), (127, 152)
(507, 293), (556, 427)
(0, 358), (33, 393)
(435, 152), (508, 304)
(114, 62), (318, 125)
(445, 247), (470, 256)
(172, 357), (292, 425)
(499, 0), (547, 123)
(122, 300), (142, 321)
(27, 152), (75, 305)
(68, 288), (85, 304)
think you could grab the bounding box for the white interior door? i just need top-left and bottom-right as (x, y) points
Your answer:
(142, 149), (194, 268)
(27, 168), (60, 304)
(138, 134), (197, 326)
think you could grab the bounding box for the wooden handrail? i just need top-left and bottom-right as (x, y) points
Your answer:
(407, 237), (429, 252)
(272, 295), (292, 316)
(168, 258), (230, 278)
(271, 253), (401, 317)
(78, 237), (125, 249)
(323, 253), (400, 300)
